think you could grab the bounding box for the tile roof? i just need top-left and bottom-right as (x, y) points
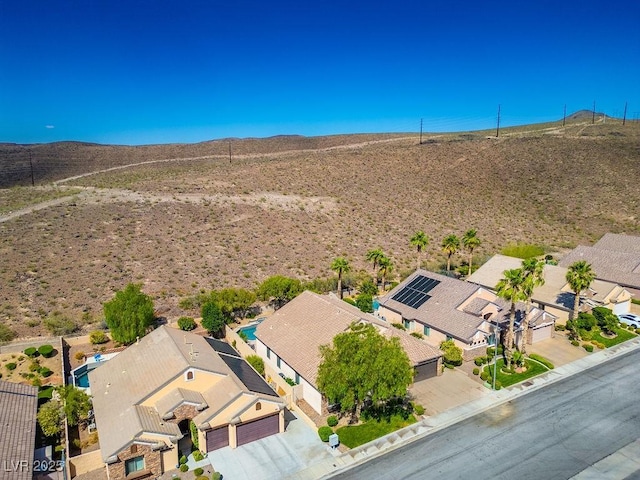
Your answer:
(380, 269), (495, 342)
(558, 245), (640, 289)
(468, 254), (626, 311)
(593, 233), (640, 254)
(255, 291), (442, 388)
(90, 326), (284, 461)
(0, 381), (38, 480)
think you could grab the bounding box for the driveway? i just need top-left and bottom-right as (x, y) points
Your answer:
(528, 332), (588, 367)
(206, 410), (334, 480)
(409, 367), (487, 416)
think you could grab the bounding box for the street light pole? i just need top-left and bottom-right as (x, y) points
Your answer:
(492, 323), (499, 391)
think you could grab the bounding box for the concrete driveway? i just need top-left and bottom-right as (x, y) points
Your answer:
(206, 410), (334, 480)
(409, 367), (487, 416)
(528, 332), (588, 367)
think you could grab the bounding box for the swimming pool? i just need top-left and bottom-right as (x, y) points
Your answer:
(237, 318), (266, 341)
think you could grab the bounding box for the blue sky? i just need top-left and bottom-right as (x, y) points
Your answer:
(1, 1), (638, 145)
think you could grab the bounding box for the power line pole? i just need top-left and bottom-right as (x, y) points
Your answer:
(623, 101), (628, 126)
(29, 150), (34, 186)
(496, 104), (501, 138)
(228, 141), (232, 164)
(563, 104), (566, 127)
(592, 101), (596, 124)
(419, 118), (423, 145)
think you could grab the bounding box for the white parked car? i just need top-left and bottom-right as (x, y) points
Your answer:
(617, 313), (640, 328)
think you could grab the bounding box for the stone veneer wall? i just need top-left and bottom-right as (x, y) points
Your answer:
(107, 444), (162, 480)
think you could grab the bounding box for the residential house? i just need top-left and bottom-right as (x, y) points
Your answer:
(89, 326), (285, 480)
(468, 254), (632, 320)
(254, 291), (443, 415)
(378, 269), (556, 360)
(0, 380), (38, 480)
(558, 233), (640, 297)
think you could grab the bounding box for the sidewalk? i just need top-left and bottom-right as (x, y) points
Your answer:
(287, 335), (640, 480)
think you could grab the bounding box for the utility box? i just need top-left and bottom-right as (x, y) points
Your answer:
(329, 433), (339, 449)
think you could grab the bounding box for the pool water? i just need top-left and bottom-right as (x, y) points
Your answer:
(238, 325), (257, 341)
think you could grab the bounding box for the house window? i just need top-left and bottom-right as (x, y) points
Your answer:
(130, 445), (137, 454)
(295, 373), (300, 384)
(185, 370), (194, 381)
(125, 456), (145, 476)
(266, 348), (271, 359)
(256, 402), (262, 411)
(423, 325), (430, 336)
(276, 356), (281, 368)
(446, 335), (453, 341)
(403, 319), (411, 330)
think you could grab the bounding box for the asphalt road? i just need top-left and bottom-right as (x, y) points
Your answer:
(331, 349), (640, 480)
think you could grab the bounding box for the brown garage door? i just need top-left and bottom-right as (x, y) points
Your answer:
(236, 414), (279, 446)
(414, 358), (439, 382)
(205, 426), (229, 452)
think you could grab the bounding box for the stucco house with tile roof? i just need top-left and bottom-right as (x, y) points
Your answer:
(254, 290), (443, 415)
(468, 255), (632, 320)
(0, 381), (38, 480)
(89, 325), (285, 480)
(558, 233), (640, 297)
(378, 269), (556, 360)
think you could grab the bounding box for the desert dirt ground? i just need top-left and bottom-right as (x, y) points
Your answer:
(1, 121), (639, 339)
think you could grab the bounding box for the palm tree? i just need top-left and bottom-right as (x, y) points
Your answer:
(519, 258), (546, 352)
(330, 257), (351, 299)
(410, 231), (429, 270)
(462, 229), (481, 276)
(378, 256), (393, 291)
(495, 268), (527, 370)
(441, 234), (460, 272)
(566, 260), (596, 333)
(365, 248), (385, 286)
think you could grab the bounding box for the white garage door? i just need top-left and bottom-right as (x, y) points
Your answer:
(612, 301), (630, 316)
(531, 325), (552, 343)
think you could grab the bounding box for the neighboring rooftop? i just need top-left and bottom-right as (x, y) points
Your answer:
(255, 291), (442, 387)
(593, 233), (640, 255)
(0, 380), (38, 480)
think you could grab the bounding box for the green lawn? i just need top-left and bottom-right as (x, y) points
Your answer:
(484, 358), (550, 388)
(590, 327), (637, 347)
(335, 415), (417, 448)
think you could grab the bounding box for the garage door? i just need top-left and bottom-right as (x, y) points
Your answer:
(612, 301), (630, 316)
(236, 414), (279, 446)
(414, 359), (438, 382)
(531, 325), (552, 343)
(205, 426), (229, 452)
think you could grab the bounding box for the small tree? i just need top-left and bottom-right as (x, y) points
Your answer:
(355, 293), (373, 313)
(104, 283), (155, 345)
(201, 302), (226, 337)
(317, 323), (413, 420)
(246, 354), (265, 376)
(462, 229), (481, 276)
(89, 330), (109, 344)
(330, 257), (351, 299)
(441, 234), (460, 272)
(592, 307), (618, 335)
(439, 340), (463, 366)
(359, 279), (378, 297)
(37, 400), (63, 437)
(256, 276), (302, 309)
(410, 231), (429, 270)
(215, 288), (257, 321)
(57, 385), (92, 427)
(177, 316), (197, 331)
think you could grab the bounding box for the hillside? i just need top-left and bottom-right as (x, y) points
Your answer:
(1, 119), (639, 339)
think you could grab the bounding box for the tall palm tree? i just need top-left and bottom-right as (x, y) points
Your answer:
(462, 229), (481, 276)
(441, 234), (460, 272)
(566, 260), (596, 330)
(365, 248), (385, 286)
(519, 258), (546, 352)
(330, 257), (351, 299)
(378, 256), (393, 291)
(495, 268), (527, 370)
(410, 231), (429, 270)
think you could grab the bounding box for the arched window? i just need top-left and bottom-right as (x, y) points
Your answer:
(186, 370), (194, 381)
(256, 402), (262, 411)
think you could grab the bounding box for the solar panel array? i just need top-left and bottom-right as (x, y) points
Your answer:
(391, 275), (440, 309)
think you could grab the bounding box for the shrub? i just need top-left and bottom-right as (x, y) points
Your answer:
(528, 354), (554, 369)
(5, 362), (17, 371)
(555, 324), (566, 331)
(38, 345), (54, 357)
(486, 345), (503, 356)
(500, 243), (545, 259)
(39, 366), (53, 377)
(178, 316), (197, 331)
(29, 361), (41, 372)
(413, 403), (425, 416)
(410, 332), (424, 339)
(193, 450), (204, 462)
(195, 477), (208, 480)
(583, 343), (594, 352)
(89, 330), (108, 345)
(474, 357), (484, 366)
(495, 380), (502, 390)
(444, 363), (454, 369)
(179, 455), (187, 465)
(355, 293), (373, 313)
(636, 328), (640, 335)
(179, 464), (189, 472)
(327, 415), (338, 427)
(75, 351), (85, 361)
(194, 468), (204, 477)
(571, 340), (579, 346)
(391, 323), (406, 331)
(342, 297), (356, 306)
(480, 371), (489, 381)
(440, 340), (463, 366)
(24, 347), (38, 357)
(318, 426), (333, 442)
(44, 313), (78, 336)
(0, 323), (16, 342)
(473, 368), (480, 375)
(246, 355), (265, 376)
(212, 473), (222, 480)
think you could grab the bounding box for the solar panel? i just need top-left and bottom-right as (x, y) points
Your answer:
(391, 275), (440, 309)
